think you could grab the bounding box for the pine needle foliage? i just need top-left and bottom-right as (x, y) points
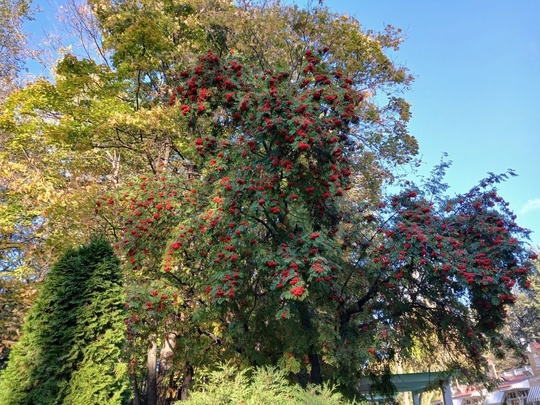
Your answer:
(0, 238), (130, 405)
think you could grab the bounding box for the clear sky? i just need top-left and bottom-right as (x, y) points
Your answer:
(24, 0), (540, 247)
(321, 0), (540, 248)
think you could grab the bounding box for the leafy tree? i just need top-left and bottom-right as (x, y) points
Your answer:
(511, 269), (540, 342)
(0, 0), (31, 101)
(0, 184), (40, 368)
(113, 50), (535, 399)
(111, 39), (415, 399)
(0, 0), (415, 305)
(494, 256), (539, 370)
(0, 238), (130, 405)
(0, 0), (209, 289)
(0, 72), (125, 364)
(0, 0), (35, 363)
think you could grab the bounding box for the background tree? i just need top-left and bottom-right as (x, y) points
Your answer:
(494, 256), (540, 371)
(0, 0), (35, 366)
(0, 0), (31, 101)
(0, 0), (415, 296)
(0, 238), (130, 405)
(506, 256), (540, 343)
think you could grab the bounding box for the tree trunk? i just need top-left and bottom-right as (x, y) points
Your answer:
(308, 349), (322, 385)
(146, 337), (158, 405)
(132, 377), (142, 405)
(179, 362), (194, 401)
(296, 301), (322, 385)
(157, 332), (176, 405)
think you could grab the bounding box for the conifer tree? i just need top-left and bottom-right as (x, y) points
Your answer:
(0, 238), (130, 405)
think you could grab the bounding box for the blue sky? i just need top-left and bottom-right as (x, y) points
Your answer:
(323, 0), (540, 248)
(25, 0), (540, 247)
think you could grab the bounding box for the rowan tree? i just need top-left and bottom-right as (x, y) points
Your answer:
(0, 2), (415, 356)
(112, 50), (535, 399)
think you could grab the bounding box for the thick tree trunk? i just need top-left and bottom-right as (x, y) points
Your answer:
(146, 338), (158, 405)
(157, 332), (176, 405)
(179, 362), (194, 401)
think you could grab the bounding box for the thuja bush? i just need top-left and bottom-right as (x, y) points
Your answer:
(109, 49), (536, 396)
(0, 238), (130, 405)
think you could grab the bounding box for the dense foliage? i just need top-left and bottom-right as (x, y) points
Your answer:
(511, 272), (540, 342)
(110, 51), (536, 399)
(0, 0), (34, 366)
(182, 363), (354, 405)
(0, 238), (130, 405)
(0, 0), (537, 402)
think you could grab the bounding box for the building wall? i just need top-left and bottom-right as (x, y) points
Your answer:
(527, 343), (540, 386)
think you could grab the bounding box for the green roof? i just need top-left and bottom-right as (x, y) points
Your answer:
(358, 372), (451, 394)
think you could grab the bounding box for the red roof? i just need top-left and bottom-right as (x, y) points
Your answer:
(453, 390), (481, 399)
(498, 373), (529, 389)
(530, 341), (540, 350)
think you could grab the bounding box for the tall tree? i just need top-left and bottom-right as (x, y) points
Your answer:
(0, 238), (130, 405)
(0, 0), (35, 365)
(114, 51), (535, 398)
(0, 0), (31, 101)
(0, 0), (416, 286)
